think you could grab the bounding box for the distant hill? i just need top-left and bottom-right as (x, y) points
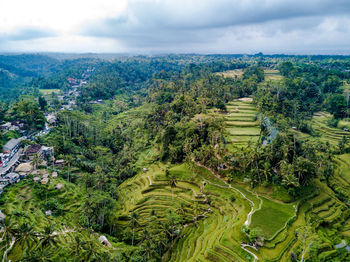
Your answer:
(0, 54), (59, 76)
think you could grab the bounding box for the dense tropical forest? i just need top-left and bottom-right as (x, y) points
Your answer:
(1, 53), (350, 261)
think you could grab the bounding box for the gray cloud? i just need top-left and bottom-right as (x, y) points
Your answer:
(0, 27), (56, 42)
(80, 0), (350, 54)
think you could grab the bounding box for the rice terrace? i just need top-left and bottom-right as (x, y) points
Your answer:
(1, 2), (350, 260)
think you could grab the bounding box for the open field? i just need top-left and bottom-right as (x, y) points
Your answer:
(216, 69), (244, 78)
(264, 69), (283, 81)
(117, 163), (256, 261)
(39, 88), (61, 95)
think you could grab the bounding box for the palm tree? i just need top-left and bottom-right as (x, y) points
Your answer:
(64, 155), (74, 183)
(192, 202), (200, 226)
(168, 175), (177, 202)
(176, 202), (186, 216)
(0, 219), (17, 262)
(21, 248), (53, 262)
(70, 235), (86, 258)
(261, 161), (271, 183)
(128, 211), (140, 246)
(39, 224), (57, 249)
(31, 153), (41, 170)
(16, 223), (37, 252)
(81, 239), (102, 261)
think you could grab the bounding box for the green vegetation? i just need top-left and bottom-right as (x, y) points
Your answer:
(1, 54), (350, 261)
(223, 98), (260, 147)
(250, 197), (295, 239)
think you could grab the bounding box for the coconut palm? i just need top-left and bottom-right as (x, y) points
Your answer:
(176, 202), (186, 216)
(70, 235), (86, 258)
(168, 175), (177, 202)
(21, 248), (53, 262)
(16, 223), (37, 252)
(128, 211), (140, 246)
(39, 224), (57, 248)
(31, 153), (41, 170)
(64, 155), (74, 183)
(0, 219), (17, 262)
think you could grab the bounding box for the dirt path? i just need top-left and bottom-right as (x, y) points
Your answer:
(194, 161), (260, 261)
(2, 237), (15, 262)
(194, 161), (259, 226)
(241, 244), (259, 261)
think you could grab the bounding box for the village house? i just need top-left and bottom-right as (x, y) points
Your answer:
(0, 122), (11, 130)
(4, 173), (20, 184)
(25, 144), (43, 160)
(55, 183), (63, 190)
(15, 163), (33, 175)
(46, 114), (57, 126)
(41, 177), (49, 185)
(2, 138), (21, 155)
(67, 77), (79, 85)
(55, 159), (65, 166)
(42, 146), (54, 160)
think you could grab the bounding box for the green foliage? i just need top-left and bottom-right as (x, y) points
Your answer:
(1, 54), (350, 261)
(327, 93), (347, 119)
(9, 99), (45, 131)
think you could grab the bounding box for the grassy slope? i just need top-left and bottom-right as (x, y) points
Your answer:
(250, 197), (295, 239)
(117, 162), (255, 262)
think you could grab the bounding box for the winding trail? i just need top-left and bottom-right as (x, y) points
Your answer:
(2, 237), (15, 262)
(241, 244), (259, 261)
(194, 161), (261, 261)
(194, 161), (261, 226)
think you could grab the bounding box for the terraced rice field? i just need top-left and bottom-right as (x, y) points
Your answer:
(117, 163), (257, 261)
(311, 112), (350, 145)
(118, 161), (340, 261)
(224, 98), (261, 149)
(216, 69), (244, 78)
(264, 70), (283, 81)
(250, 197), (295, 239)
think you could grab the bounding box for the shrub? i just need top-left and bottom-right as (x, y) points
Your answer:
(327, 117), (339, 128)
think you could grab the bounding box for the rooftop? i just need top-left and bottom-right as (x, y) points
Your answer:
(3, 138), (20, 151)
(26, 144), (42, 154)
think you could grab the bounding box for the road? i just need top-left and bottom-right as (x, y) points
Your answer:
(0, 149), (22, 176)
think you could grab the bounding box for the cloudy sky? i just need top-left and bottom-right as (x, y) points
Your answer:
(1, 0), (350, 54)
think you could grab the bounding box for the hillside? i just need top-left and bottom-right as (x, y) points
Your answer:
(1, 55), (350, 261)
